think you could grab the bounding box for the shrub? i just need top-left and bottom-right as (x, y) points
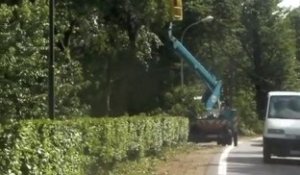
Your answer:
(233, 90), (262, 135)
(0, 116), (188, 175)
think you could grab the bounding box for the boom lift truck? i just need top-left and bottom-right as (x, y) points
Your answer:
(169, 0), (238, 146)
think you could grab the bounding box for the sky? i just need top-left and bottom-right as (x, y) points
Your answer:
(278, 0), (300, 9)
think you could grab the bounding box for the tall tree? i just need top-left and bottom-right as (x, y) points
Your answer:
(175, 0), (245, 105)
(240, 0), (298, 118)
(0, 0), (87, 120)
(289, 7), (300, 61)
(52, 0), (172, 116)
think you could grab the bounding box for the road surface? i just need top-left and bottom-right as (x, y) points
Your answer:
(207, 137), (300, 175)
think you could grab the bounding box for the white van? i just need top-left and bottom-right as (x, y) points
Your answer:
(263, 91), (300, 163)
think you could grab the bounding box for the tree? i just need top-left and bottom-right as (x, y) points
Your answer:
(0, 0), (87, 121)
(240, 0), (299, 118)
(289, 7), (300, 61)
(60, 0), (170, 116)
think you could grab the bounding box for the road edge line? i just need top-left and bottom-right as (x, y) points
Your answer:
(217, 137), (260, 175)
(218, 144), (234, 175)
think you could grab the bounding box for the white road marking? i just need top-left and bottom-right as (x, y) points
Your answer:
(218, 144), (234, 175)
(218, 138), (260, 175)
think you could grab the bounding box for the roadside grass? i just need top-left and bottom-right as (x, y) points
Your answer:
(106, 143), (202, 175)
(103, 122), (263, 175)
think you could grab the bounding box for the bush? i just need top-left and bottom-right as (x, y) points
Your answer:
(159, 85), (205, 119)
(0, 116), (188, 175)
(233, 90), (263, 135)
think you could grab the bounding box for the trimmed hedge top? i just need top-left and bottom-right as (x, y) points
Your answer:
(0, 116), (188, 175)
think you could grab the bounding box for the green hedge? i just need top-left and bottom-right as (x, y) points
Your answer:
(0, 116), (188, 175)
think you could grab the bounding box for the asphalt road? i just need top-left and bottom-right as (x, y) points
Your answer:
(207, 137), (300, 175)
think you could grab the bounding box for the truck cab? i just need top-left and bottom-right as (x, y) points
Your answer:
(263, 91), (300, 163)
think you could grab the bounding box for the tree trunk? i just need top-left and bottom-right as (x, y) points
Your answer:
(251, 17), (266, 119)
(105, 57), (112, 116)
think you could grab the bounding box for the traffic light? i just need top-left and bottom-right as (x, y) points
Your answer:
(171, 0), (183, 21)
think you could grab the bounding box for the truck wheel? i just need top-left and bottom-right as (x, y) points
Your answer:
(227, 132), (233, 145)
(227, 135), (233, 145)
(233, 132), (238, 146)
(263, 144), (272, 163)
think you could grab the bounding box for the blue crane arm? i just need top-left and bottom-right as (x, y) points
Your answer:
(168, 23), (222, 111)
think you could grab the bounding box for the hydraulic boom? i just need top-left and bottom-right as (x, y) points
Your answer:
(168, 23), (222, 112)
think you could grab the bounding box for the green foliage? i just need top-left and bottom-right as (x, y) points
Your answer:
(0, 116), (188, 175)
(233, 89), (262, 135)
(51, 0), (172, 116)
(0, 1), (48, 120)
(159, 85), (205, 118)
(1, 0), (300, 133)
(240, 0), (300, 118)
(288, 7), (300, 85)
(0, 0), (88, 120)
(109, 142), (201, 175)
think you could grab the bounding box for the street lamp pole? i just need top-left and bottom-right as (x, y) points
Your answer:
(179, 15), (213, 87)
(48, 0), (55, 119)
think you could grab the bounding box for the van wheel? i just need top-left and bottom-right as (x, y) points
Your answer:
(263, 144), (272, 163)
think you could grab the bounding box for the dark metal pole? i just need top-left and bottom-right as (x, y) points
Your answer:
(48, 0), (55, 119)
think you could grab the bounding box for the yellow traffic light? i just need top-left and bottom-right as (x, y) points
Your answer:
(171, 0), (183, 21)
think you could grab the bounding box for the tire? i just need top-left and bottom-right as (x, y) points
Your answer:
(263, 143), (272, 163)
(233, 132), (238, 146)
(218, 134), (226, 146)
(227, 136), (233, 145)
(227, 131), (233, 145)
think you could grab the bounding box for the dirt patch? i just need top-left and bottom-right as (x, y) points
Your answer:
(154, 144), (223, 175)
